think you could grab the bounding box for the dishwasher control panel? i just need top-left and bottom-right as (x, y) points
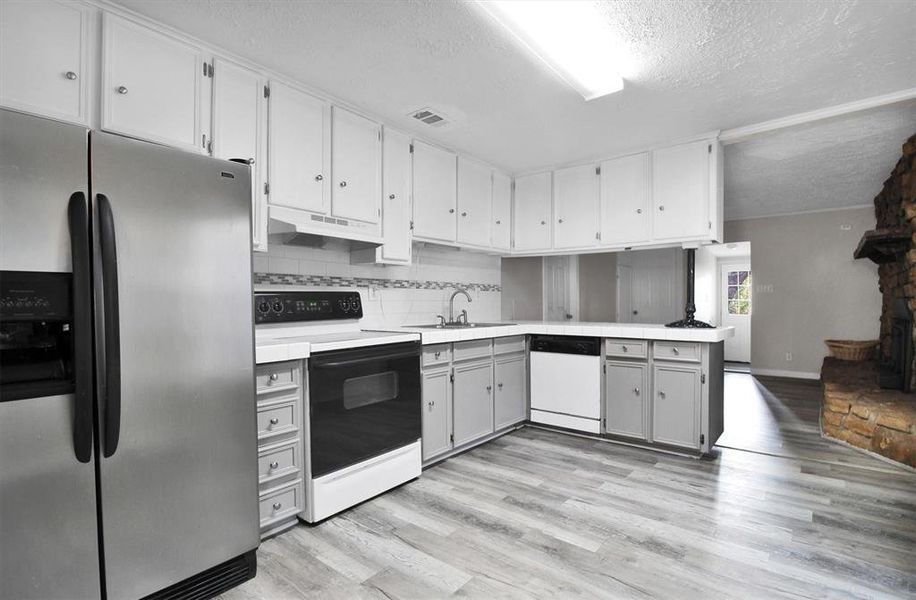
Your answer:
(529, 335), (600, 355)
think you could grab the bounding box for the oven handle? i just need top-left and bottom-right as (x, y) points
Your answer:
(311, 349), (420, 369)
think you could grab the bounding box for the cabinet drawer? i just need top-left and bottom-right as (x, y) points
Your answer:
(494, 336), (526, 355)
(257, 439), (301, 487)
(605, 338), (647, 359)
(422, 344), (451, 367)
(453, 339), (492, 362)
(256, 399), (299, 442)
(256, 361), (300, 396)
(653, 341), (701, 363)
(258, 479), (303, 528)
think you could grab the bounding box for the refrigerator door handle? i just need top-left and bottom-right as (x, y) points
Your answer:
(97, 193), (121, 458)
(67, 192), (93, 463)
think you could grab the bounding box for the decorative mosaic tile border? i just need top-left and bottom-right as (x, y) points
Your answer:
(254, 272), (501, 293)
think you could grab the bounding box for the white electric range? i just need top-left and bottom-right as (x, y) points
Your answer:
(254, 290), (422, 523)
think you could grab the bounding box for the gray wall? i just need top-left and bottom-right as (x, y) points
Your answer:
(501, 257), (543, 320)
(725, 207), (880, 377)
(579, 253), (617, 321)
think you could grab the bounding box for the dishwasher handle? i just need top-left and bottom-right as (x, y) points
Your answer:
(529, 335), (600, 356)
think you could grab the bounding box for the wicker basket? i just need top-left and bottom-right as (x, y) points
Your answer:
(824, 339), (879, 361)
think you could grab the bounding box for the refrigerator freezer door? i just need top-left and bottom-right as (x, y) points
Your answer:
(0, 109), (101, 599)
(90, 131), (259, 600)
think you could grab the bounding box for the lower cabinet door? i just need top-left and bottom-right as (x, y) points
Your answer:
(651, 364), (701, 449)
(495, 355), (526, 429)
(452, 361), (494, 447)
(421, 368), (452, 461)
(605, 361), (647, 440)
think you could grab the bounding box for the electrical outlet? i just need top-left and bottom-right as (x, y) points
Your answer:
(785, 352), (793, 362)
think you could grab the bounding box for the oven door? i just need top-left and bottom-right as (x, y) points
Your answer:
(308, 341), (421, 478)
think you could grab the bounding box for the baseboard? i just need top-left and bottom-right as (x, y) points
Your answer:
(751, 367), (820, 380)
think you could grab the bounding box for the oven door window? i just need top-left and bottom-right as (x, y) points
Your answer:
(308, 342), (421, 478)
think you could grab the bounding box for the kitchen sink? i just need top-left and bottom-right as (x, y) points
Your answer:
(409, 322), (515, 329)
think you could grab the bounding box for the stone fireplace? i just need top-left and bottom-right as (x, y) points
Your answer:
(820, 133), (915, 468)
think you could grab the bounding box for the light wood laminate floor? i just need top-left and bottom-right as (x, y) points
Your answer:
(221, 375), (916, 599)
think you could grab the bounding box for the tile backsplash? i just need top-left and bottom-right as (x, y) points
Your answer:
(254, 240), (502, 327)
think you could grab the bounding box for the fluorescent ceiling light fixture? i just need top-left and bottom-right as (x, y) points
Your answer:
(475, 0), (624, 101)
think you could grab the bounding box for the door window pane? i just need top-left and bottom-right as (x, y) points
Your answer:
(727, 270), (752, 315)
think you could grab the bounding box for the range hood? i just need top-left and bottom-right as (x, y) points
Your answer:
(854, 227), (911, 264)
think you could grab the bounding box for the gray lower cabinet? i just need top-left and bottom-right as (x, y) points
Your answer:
(651, 364), (701, 450)
(452, 360), (495, 447)
(605, 361), (647, 440)
(421, 368), (452, 461)
(494, 354), (527, 429)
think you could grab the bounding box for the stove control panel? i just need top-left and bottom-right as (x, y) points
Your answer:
(254, 291), (363, 324)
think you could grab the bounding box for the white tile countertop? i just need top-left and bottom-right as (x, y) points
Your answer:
(367, 321), (734, 345)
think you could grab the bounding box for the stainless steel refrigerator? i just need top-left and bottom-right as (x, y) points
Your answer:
(0, 108), (259, 600)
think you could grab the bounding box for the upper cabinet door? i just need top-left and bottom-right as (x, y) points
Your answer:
(513, 172), (551, 251)
(491, 172), (511, 251)
(268, 81), (329, 214)
(102, 14), (203, 152)
(456, 157), (492, 248)
(380, 128), (412, 263)
(553, 164), (599, 249)
(211, 58), (267, 252)
(412, 140), (457, 242)
(600, 152), (650, 246)
(0, 0), (91, 125)
(332, 107), (380, 223)
(652, 140), (710, 240)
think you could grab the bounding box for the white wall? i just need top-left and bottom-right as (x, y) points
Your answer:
(694, 246), (718, 324)
(615, 248), (685, 324)
(255, 240), (502, 327)
(725, 207), (880, 377)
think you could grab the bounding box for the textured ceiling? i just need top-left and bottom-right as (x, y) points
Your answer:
(109, 0), (916, 218)
(724, 100), (916, 221)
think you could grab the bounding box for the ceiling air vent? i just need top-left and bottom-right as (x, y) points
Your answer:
(410, 107), (450, 128)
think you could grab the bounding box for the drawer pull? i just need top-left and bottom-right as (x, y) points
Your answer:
(65, 71), (78, 80)
(633, 387), (640, 396)
(268, 461), (279, 470)
(434, 351), (441, 359)
(269, 373), (279, 381)
(672, 347), (679, 355)
(116, 85), (128, 95)
(272, 502), (282, 511)
(269, 417), (279, 426)
(622, 345), (628, 352)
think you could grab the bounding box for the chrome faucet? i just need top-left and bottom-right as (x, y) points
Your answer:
(448, 287), (472, 323)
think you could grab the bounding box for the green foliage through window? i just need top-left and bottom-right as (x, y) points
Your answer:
(727, 271), (752, 315)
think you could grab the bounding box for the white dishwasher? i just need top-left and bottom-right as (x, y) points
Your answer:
(529, 335), (602, 433)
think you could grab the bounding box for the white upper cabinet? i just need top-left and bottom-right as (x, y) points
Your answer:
(268, 81), (329, 214)
(211, 58), (267, 252)
(600, 152), (650, 246)
(331, 106), (380, 224)
(553, 164), (599, 249)
(101, 14), (203, 153)
(412, 141), (457, 243)
(380, 128), (412, 263)
(456, 157), (492, 248)
(491, 172), (512, 252)
(0, 1), (91, 125)
(652, 140), (711, 240)
(513, 172), (552, 251)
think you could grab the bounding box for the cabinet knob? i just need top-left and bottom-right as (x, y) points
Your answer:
(269, 373), (279, 381)
(495, 219), (501, 225)
(486, 385), (492, 393)
(315, 174), (323, 181)
(461, 212), (467, 217)
(622, 345), (628, 352)
(428, 400), (435, 408)
(672, 347), (680, 355)
(636, 208), (642, 214)
(339, 181), (347, 188)
(540, 220), (546, 225)
(389, 194), (396, 200)
(449, 208), (455, 214)
(658, 205), (665, 211)
(434, 351), (441, 359)
(116, 85), (128, 95)
(247, 157), (255, 165)
(659, 391), (666, 399)
(558, 218), (564, 224)
(633, 387), (640, 396)
(269, 461), (279, 470)
(498, 382), (503, 390)
(272, 502), (282, 511)
(65, 71), (78, 81)
(269, 417), (279, 425)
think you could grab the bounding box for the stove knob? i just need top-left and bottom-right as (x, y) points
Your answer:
(257, 301), (270, 314)
(272, 300), (284, 313)
(351, 298), (361, 311)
